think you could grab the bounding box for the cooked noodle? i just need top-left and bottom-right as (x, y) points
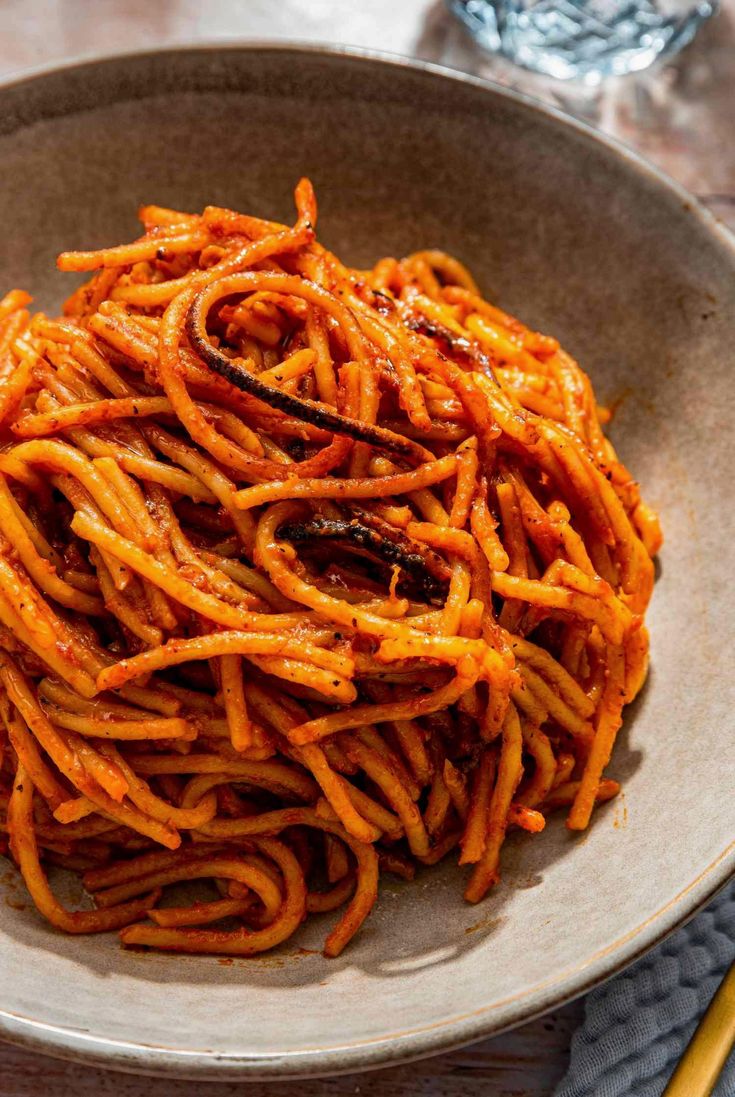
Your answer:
(0, 181), (661, 956)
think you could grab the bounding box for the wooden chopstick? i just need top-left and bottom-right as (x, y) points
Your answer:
(662, 959), (735, 1097)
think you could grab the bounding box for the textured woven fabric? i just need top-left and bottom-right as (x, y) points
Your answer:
(556, 880), (735, 1097)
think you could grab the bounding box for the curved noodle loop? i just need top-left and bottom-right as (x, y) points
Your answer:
(0, 182), (660, 956)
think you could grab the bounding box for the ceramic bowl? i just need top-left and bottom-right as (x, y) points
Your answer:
(0, 44), (733, 1080)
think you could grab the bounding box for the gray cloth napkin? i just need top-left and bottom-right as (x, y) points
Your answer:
(555, 880), (735, 1097)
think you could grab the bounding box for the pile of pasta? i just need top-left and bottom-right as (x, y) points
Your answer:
(0, 180), (661, 957)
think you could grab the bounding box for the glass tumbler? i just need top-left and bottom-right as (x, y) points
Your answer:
(447, 0), (719, 81)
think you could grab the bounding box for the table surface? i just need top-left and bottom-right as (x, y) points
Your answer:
(0, 3), (733, 1095)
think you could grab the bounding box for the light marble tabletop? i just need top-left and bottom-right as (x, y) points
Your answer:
(0, 3), (732, 1095)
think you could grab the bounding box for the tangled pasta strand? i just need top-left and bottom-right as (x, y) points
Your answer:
(0, 181), (660, 957)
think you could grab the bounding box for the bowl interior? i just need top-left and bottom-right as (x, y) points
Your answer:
(0, 47), (733, 1078)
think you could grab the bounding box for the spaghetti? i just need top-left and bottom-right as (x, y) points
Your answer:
(0, 181), (661, 957)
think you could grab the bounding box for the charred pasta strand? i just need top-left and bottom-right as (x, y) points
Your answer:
(0, 180), (660, 957)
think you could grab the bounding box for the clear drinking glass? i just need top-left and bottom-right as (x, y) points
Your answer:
(447, 0), (719, 81)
